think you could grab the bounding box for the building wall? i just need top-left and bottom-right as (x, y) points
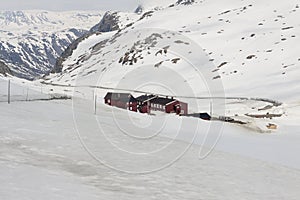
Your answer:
(106, 99), (137, 112)
(105, 99), (111, 105)
(105, 94), (188, 115)
(179, 102), (188, 114)
(165, 101), (180, 113)
(139, 103), (150, 113)
(150, 102), (165, 112)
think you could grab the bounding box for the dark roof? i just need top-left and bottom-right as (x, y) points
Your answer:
(151, 97), (176, 105)
(104, 92), (137, 103)
(136, 94), (156, 102)
(136, 95), (177, 105)
(104, 92), (112, 99)
(200, 113), (211, 119)
(182, 113), (211, 119)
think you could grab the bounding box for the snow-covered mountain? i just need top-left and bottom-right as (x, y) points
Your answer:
(0, 10), (103, 80)
(1, 1), (300, 199)
(46, 0), (300, 103)
(53, 10), (140, 73)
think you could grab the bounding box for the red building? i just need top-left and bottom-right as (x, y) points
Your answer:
(104, 92), (138, 112)
(136, 95), (188, 115)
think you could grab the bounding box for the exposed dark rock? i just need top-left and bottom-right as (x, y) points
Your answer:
(171, 58), (180, 64)
(52, 32), (94, 73)
(246, 55), (256, 59)
(134, 5), (144, 14)
(281, 26), (293, 30)
(0, 60), (12, 76)
(90, 11), (120, 33)
(155, 50), (163, 56)
(0, 29), (87, 80)
(217, 62), (228, 68)
(213, 75), (221, 80)
(139, 11), (154, 21)
(176, 0), (195, 5)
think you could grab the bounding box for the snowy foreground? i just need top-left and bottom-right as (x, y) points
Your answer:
(1, 98), (300, 200)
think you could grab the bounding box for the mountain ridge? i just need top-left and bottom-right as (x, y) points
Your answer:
(0, 10), (103, 80)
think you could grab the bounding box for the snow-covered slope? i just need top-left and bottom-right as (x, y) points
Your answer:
(1, 1), (300, 198)
(46, 0), (300, 101)
(0, 10), (103, 80)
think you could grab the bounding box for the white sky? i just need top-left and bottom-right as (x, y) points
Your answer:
(0, 0), (140, 12)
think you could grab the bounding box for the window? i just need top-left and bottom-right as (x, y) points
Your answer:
(108, 99), (111, 103)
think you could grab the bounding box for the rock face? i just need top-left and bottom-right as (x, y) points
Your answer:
(0, 31), (86, 80)
(53, 32), (94, 73)
(134, 5), (144, 14)
(54, 11), (122, 73)
(54, 11), (138, 73)
(90, 11), (121, 33)
(176, 0), (195, 5)
(0, 10), (102, 80)
(0, 60), (12, 76)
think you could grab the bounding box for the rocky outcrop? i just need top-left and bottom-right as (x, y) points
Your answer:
(134, 5), (144, 14)
(90, 11), (120, 33)
(52, 32), (95, 73)
(0, 60), (12, 76)
(54, 11), (123, 73)
(176, 0), (195, 5)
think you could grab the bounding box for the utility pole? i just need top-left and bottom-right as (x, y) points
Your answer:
(8, 79), (11, 104)
(210, 101), (212, 116)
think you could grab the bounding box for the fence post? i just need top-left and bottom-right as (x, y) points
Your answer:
(94, 94), (97, 115)
(210, 101), (212, 116)
(8, 79), (11, 104)
(26, 88), (29, 101)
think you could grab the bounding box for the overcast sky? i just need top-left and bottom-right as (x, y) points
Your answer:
(0, 0), (140, 12)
